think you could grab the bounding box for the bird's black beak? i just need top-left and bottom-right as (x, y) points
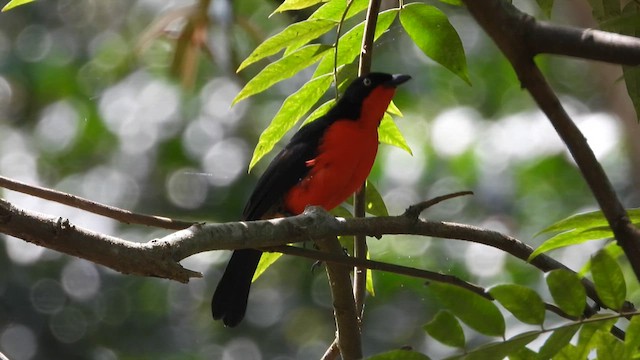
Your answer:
(385, 74), (411, 87)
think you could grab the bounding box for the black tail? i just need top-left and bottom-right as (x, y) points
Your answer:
(211, 249), (262, 327)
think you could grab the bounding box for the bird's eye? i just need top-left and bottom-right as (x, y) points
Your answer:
(363, 78), (372, 86)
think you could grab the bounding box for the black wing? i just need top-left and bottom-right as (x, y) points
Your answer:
(242, 116), (335, 220)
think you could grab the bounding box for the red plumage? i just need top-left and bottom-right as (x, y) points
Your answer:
(212, 73), (411, 327)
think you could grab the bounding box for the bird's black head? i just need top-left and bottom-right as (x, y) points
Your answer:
(334, 72), (411, 120)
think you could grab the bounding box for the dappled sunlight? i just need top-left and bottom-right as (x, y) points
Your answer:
(30, 279), (66, 315)
(4, 236), (46, 265)
(0, 0), (635, 358)
(202, 138), (248, 187)
(166, 167), (209, 209)
(61, 259), (101, 301)
(0, 324), (37, 360)
(35, 100), (81, 153)
(431, 107), (480, 157)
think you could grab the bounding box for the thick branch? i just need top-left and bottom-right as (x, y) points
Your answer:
(0, 198), (198, 282)
(2, 198), (627, 314)
(527, 18), (640, 65)
(462, 0), (640, 281)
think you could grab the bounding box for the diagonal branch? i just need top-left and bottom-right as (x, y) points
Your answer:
(461, 0), (640, 281)
(0, 175), (193, 230)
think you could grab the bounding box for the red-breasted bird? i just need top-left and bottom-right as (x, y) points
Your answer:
(212, 72), (411, 327)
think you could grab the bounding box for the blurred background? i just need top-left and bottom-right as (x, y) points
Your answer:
(0, 0), (637, 359)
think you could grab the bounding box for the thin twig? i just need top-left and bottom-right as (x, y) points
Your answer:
(333, 0), (355, 100)
(351, 0), (383, 329)
(274, 245), (491, 299)
(0, 175), (194, 230)
(320, 340), (340, 360)
(403, 191), (474, 219)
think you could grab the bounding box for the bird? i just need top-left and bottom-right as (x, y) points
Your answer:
(211, 72), (411, 327)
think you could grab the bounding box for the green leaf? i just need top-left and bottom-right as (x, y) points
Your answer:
(310, 0), (369, 21)
(379, 113), (413, 155)
(233, 44), (331, 105)
(575, 316), (618, 359)
(367, 349), (431, 360)
(237, 19), (337, 72)
(553, 344), (579, 360)
(248, 73), (334, 170)
(400, 3), (470, 84)
(253, 252), (283, 281)
(424, 311), (465, 348)
(488, 284), (545, 325)
(430, 282), (505, 337)
(436, 0), (462, 5)
(387, 100), (403, 117)
(578, 241), (623, 276)
(447, 332), (539, 360)
(594, 330), (625, 360)
(506, 346), (537, 360)
(313, 9), (398, 77)
(366, 266), (375, 296)
(536, 0), (554, 18)
(538, 324), (580, 360)
(532, 208), (640, 259)
(591, 249), (626, 310)
(545, 269), (586, 317)
(364, 180), (389, 217)
(528, 225), (613, 260)
(302, 99), (335, 125)
(537, 209), (629, 235)
(1, 0), (35, 12)
(272, 0), (326, 14)
(624, 315), (640, 358)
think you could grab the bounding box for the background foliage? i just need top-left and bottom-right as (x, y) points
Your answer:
(0, 0), (638, 359)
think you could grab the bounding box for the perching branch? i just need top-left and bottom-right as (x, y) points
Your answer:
(461, 0), (640, 281)
(1, 195), (631, 316)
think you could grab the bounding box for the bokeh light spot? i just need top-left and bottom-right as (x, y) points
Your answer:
(35, 100), (80, 152)
(30, 279), (66, 314)
(431, 107), (479, 157)
(222, 338), (262, 360)
(464, 242), (506, 278)
(49, 307), (88, 343)
(15, 25), (52, 62)
(5, 236), (45, 265)
(166, 168), (209, 209)
(0, 324), (37, 360)
(61, 259), (101, 301)
(200, 77), (247, 127)
(202, 138), (248, 187)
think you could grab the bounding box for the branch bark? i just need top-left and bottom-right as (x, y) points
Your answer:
(527, 17), (640, 65)
(1, 197), (630, 315)
(461, 0), (640, 281)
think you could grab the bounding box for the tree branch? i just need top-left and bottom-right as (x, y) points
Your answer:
(314, 237), (362, 360)
(461, 0), (640, 282)
(527, 17), (640, 65)
(2, 197), (630, 315)
(0, 175), (193, 230)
